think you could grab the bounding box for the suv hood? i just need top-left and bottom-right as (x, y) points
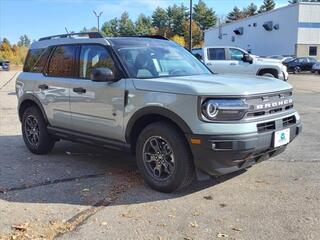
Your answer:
(132, 74), (292, 96)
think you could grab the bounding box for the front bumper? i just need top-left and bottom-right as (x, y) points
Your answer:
(279, 70), (288, 81)
(186, 121), (302, 176)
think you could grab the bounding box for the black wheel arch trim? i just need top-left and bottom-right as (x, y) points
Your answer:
(257, 68), (279, 78)
(125, 106), (193, 142)
(18, 94), (49, 123)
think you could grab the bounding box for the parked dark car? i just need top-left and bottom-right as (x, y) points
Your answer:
(284, 57), (318, 73)
(0, 60), (10, 71)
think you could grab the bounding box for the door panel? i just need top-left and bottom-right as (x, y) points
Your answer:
(34, 45), (78, 129)
(70, 44), (125, 141)
(69, 79), (125, 141)
(227, 48), (254, 75)
(205, 48), (226, 73)
(34, 76), (72, 129)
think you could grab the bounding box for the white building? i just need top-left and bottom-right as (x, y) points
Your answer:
(204, 2), (320, 59)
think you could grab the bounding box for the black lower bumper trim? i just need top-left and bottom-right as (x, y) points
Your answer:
(186, 122), (302, 176)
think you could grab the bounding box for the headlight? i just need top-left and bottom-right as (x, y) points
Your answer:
(200, 99), (249, 121)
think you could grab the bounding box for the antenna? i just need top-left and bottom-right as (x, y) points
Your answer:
(65, 27), (69, 34)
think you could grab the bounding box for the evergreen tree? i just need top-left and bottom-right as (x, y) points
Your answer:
(244, 3), (258, 16)
(80, 27), (90, 33)
(193, 0), (217, 31)
(135, 14), (152, 35)
(119, 12), (135, 36)
(259, 0), (276, 13)
(17, 35), (31, 47)
(2, 38), (11, 46)
(152, 7), (168, 34)
(101, 18), (120, 37)
(166, 4), (188, 37)
(226, 7), (244, 22)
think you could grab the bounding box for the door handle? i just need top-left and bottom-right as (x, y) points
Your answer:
(207, 63), (212, 65)
(38, 84), (48, 90)
(73, 87), (86, 94)
(230, 63), (236, 65)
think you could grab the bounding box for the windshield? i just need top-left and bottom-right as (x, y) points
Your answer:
(117, 43), (211, 79)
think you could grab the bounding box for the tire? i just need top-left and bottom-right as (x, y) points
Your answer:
(293, 66), (301, 74)
(22, 106), (55, 154)
(136, 122), (195, 193)
(262, 72), (276, 78)
(318, 70), (320, 75)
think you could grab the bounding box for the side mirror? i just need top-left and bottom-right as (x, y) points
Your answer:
(90, 67), (115, 82)
(242, 53), (253, 64)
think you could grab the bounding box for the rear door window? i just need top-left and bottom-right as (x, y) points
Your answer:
(47, 45), (77, 77)
(207, 48), (226, 60)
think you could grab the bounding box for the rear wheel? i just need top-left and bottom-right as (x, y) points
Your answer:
(22, 106), (55, 154)
(136, 122), (195, 193)
(293, 66), (301, 74)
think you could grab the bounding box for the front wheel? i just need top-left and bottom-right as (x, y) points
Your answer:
(22, 106), (55, 154)
(136, 122), (195, 193)
(262, 72), (276, 78)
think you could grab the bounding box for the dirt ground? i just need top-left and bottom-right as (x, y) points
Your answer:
(0, 71), (319, 240)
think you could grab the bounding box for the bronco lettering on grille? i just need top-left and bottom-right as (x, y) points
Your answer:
(256, 98), (293, 110)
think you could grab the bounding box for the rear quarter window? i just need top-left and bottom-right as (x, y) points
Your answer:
(23, 48), (50, 73)
(24, 49), (44, 72)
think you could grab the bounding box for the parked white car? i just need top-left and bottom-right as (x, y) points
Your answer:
(267, 55), (294, 64)
(311, 62), (320, 74)
(192, 47), (288, 81)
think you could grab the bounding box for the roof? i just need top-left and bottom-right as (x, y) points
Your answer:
(205, 2), (320, 32)
(30, 37), (110, 49)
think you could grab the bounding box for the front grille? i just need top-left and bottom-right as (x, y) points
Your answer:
(257, 121), (275, 133)
(283, 115), (296, 127)
(257, 115), (296, 133)
(245, 91), (293, 119)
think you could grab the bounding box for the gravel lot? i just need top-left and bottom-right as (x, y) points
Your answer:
(0, 71), (319, 240)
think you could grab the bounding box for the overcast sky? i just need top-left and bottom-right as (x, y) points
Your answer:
(0, 0), (289, 43)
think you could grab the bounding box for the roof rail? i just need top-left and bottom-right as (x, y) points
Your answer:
(134, 35), (169, 40)
(38, 32), (105, 41)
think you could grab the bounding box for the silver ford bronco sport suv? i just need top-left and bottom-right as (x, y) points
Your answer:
(16, 32), (302, 192)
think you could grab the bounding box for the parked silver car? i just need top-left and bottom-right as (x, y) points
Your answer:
(16, 32), (301, 192)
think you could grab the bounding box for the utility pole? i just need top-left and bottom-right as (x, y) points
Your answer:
(93, 11), (103, 31)
(189, 0), (193, 52)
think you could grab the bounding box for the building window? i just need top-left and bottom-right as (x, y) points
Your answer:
(309, 46), (317, 56)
